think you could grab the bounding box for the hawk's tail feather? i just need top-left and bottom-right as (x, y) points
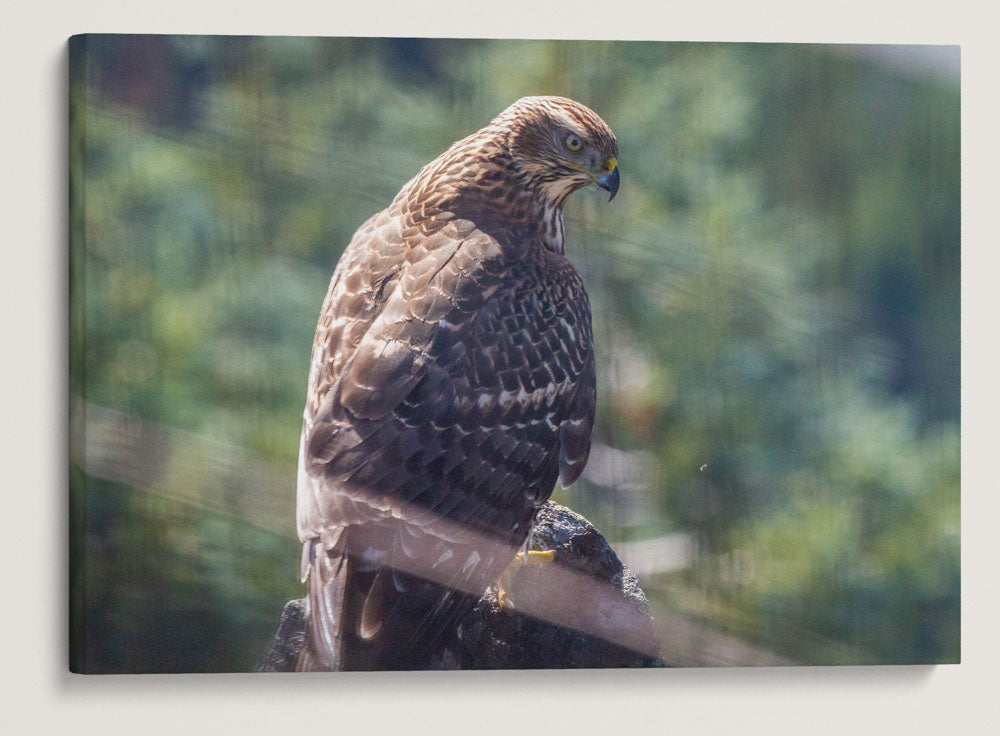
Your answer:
(297, 537), (349, 672)
(360, 569), (479, 669)
(297, 530), (476, 671)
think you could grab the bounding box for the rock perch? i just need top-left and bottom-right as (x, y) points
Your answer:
(257, 503), (665, 671)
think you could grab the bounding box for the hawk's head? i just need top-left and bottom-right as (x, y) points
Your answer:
(495, 96), (620, 205)
(405, 96), (618, 250)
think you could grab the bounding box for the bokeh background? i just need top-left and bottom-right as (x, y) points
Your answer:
(69, 36), (960, 673)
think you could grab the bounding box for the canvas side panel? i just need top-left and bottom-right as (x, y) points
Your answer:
(68, 33), (88, 675)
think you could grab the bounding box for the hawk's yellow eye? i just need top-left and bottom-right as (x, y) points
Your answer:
(564, 134), (583, 152)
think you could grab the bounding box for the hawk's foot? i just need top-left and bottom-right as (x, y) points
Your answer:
(497, 550), (555, 612)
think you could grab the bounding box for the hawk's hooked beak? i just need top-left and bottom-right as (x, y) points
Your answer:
(596, 157), (620, 202)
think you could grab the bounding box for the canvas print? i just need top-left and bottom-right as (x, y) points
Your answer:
(69, 35), (960, 673)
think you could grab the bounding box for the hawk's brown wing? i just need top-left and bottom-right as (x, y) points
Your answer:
(295, 208), (595, 670)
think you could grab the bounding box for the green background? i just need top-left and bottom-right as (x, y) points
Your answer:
(69, 36), (960, 672)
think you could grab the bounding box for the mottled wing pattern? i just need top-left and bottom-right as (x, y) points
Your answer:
(296, 207), (595, 669)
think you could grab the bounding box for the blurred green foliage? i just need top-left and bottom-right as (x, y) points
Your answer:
(69, 36), (959, 671)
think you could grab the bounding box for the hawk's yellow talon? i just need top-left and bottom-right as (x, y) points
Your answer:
(522, 549), (554, 564)
(498, 549), (555, 611)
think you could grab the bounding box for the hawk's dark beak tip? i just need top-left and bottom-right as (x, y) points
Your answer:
(597, 166), (620, 202)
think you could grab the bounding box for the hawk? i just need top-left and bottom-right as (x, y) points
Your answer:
(295, 96), (620, 670)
